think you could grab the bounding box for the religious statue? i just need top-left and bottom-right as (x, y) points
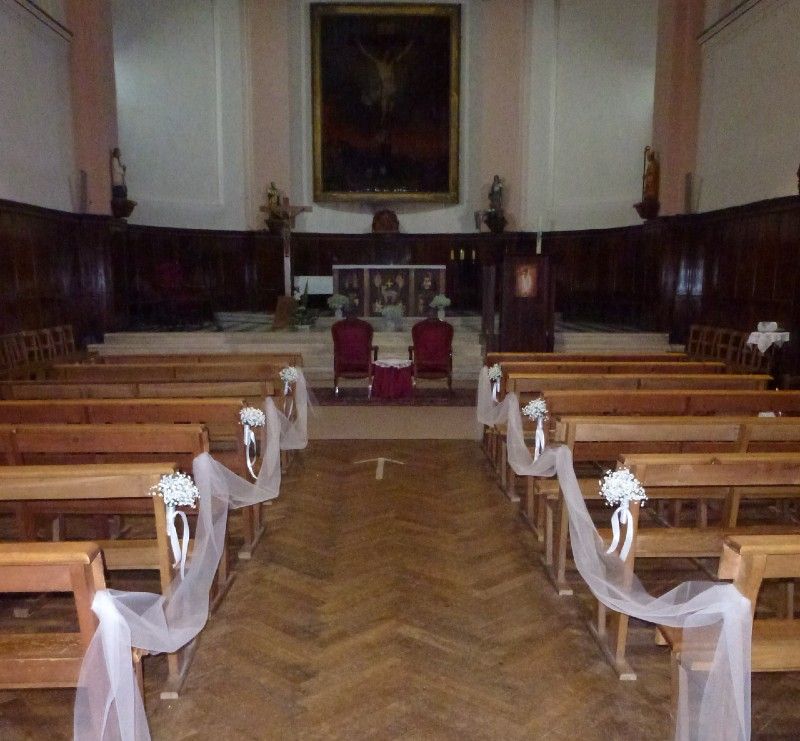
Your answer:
(634, 146), (660, 220)
(109, 147), (136, 218)
(266, 181), (281, 217)
(476, 174), (507, 234)
(489, 175), (503, 212)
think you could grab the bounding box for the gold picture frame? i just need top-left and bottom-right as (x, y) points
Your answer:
(311, 3), (461, 204)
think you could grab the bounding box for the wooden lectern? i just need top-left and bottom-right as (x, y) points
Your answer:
(499, 255), (554, 351)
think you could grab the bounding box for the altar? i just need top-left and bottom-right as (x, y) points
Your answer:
(332, 264), (446, 317)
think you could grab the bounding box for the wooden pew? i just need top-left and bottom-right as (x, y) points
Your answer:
(48, 361), (288, 384)
(0, 379), (274, 404)
(540, 389), (800, 417)
(535, 417), (800, 598)
(489, 384), (779, 491)
(593, 452), (800, 679)
(658, 533), (800, 724)
(93, 351), (303, 366)
(0, 541), (122, 689)
(0, 463), (200, 697)
(498, 361), (724, 376)
(0, 399), (267, 559)
(486, 352), (688, 365)
(506, 373), (770, 394)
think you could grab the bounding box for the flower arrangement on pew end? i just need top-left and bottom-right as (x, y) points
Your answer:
(522, 397), (548, 460)
(239, 406), (266, 480)
(599, 468), (647, 561)
(429, 293), (451, 320)
(487, 363), (502, 400)
(149, 472), (200, 578)
(279, 365), (300, 418)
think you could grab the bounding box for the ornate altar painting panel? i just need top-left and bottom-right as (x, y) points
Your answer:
(311, 3), (460, 203)
(367, 268), (411, 316)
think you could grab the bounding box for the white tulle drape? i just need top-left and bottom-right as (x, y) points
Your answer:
(74, 373), (310, 741)
(476, 367), (751, 741)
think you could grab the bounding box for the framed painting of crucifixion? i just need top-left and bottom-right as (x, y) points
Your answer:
(311, 3), (461, 204)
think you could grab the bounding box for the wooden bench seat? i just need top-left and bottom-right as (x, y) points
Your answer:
(530, 417), (800, 598)
(484, 389), (800, 484)
(507, 373), (770, 394)
(656, 534), (800, 733)
(591, 453), (800, 680)
(498, 361), (723, 380)
(485, 352), (688, 365)
(0, 399), (276, 558)
(0, 541), (108, 689)
(93, 351), (303, 366)
(0, 379), (274, 404)
(0, 462), (207, 698)
(48, 361), (289, 384)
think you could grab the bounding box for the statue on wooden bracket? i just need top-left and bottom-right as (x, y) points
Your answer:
(474, 174), (507, 234)
(109, 147), (136, 219)
(634, 145), (660, 220)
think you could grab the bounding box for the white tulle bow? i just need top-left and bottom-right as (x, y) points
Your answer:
(243, 423), (258, 480)
(165, 503), (190, 579)
(606, 502), (635, 562)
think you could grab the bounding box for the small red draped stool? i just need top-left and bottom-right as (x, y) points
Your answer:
(371, 358), (413, 400)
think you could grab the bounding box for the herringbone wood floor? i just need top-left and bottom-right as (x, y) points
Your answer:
(4, 440), (800, 739)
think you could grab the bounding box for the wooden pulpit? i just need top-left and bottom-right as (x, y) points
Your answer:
(499, 255), (554, 351)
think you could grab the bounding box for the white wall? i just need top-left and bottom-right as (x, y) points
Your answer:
(523, 0), (658, 232)
(112, 0), (247, 229)
(695, 0), (800, 211)
(0, 0), (75, 211)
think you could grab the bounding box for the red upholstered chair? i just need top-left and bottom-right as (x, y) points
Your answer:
(332, 317), (379, 396)
(409, 318), (454, 390)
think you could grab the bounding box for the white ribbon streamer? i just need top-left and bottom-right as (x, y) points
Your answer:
(475, 367), (752, 741)
(243, 423), (258, 480)
(534, 418), (545, 461)
(165, 504), (190, 580)
(491, 380), (499, 402)
(606, 503), (635, 562)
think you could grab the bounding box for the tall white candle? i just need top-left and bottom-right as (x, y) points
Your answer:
(536, 215), (543, 255)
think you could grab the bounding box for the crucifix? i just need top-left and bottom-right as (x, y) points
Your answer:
(260, 194), (312, 296)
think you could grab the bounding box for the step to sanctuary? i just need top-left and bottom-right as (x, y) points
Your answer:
(92, 314), (675, 386)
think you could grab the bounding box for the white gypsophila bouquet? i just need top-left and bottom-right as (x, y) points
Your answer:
(429, 294), (451, 309)
(487, 363), (502, 382)
(599, 468), (647, 509)
(150, 472), (200, 509)
(279, 366), (299, 384)
(327, 293), (350, 310)
(522, 397), (548, 422)
(239, 406), (266, 427)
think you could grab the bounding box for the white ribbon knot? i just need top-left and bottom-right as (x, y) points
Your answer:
(165, 503), (191, 579)
(243, 423), (258, 480)
(534, 418), (545, 461)
(606, 502), (635, 561)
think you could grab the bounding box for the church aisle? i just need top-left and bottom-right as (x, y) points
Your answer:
(146, 440), (673, 740)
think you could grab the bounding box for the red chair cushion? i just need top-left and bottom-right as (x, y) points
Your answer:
(411, 319), (453, 375)
(332, 318), (374, 376)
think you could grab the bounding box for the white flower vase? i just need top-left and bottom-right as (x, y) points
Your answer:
(334, 307), (343, 320)
(437, 308), (445, 321)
